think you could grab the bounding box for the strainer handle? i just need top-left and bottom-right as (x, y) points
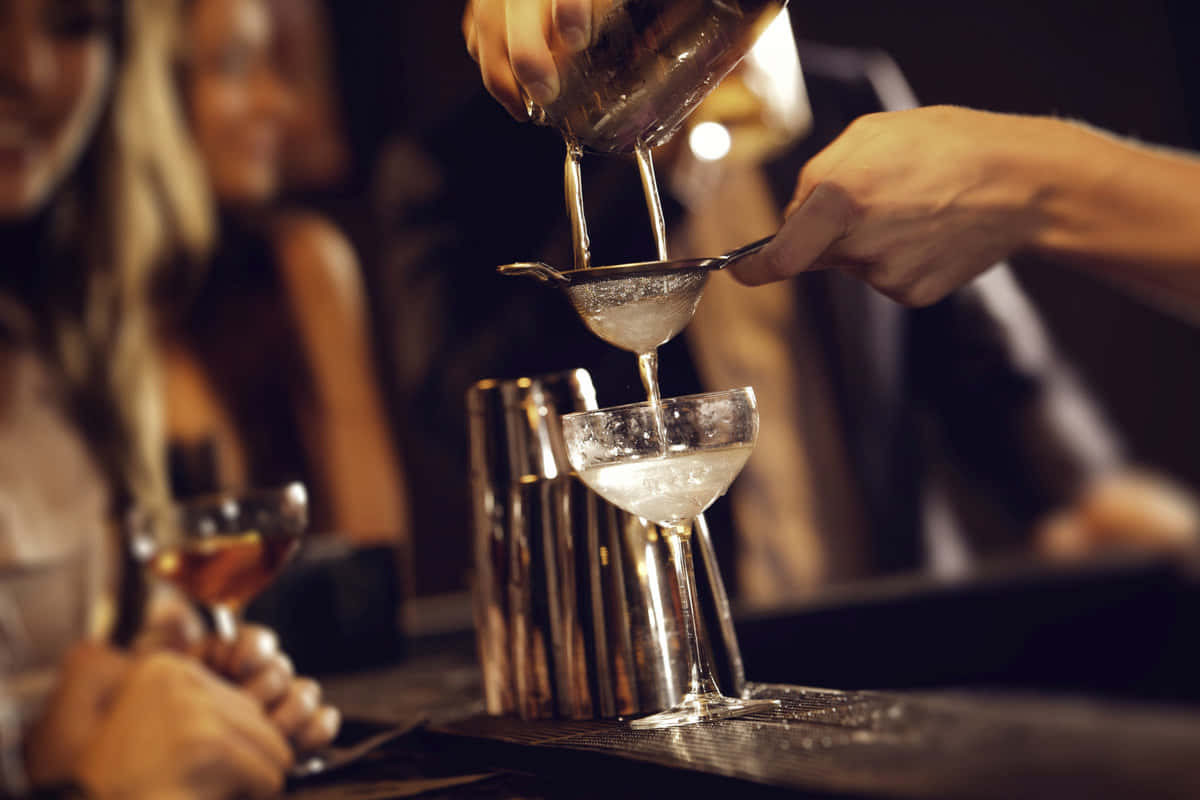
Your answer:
(718, 234), (776, 268)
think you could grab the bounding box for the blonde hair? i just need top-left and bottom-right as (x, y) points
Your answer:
(49, 0), (212, 519)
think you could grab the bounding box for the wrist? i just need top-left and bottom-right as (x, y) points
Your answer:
(1020, 117), (1127, 259)
(947, 108), (1073, 256)
(969, 113), (1098, 257)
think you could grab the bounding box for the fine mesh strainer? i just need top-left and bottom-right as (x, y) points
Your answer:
(498, 235), (772, 353)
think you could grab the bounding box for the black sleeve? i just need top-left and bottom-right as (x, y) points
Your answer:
(909, 265), (1124, 526)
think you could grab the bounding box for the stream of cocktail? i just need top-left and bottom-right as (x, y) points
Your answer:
(564, 140), (673, 442)
(633, 142), (669, 413)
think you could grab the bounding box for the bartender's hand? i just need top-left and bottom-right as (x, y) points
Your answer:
(26, 644), (293, 800)
(463, 0), (597, 119)
(731, 106), (1051, 304)
(137, 589), (341, 753)
(732, 105), (1200, 317)
(1036, 471), (1200, 560)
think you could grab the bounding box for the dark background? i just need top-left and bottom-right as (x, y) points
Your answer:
(324, 1), (1200, 592)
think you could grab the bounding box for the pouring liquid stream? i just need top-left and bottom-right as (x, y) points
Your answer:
(563, 138), (671, 450)
(635, 142), (670, 262)
(565, 141), (591, 270)
(634, 142), (669, 451)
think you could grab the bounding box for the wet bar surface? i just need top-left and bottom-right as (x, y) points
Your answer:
(295, 631), (1200, 800)
(430, 683), (1200, 799)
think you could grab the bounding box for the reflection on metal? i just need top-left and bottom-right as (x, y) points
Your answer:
(525, 0), (790, 153)
(468, 369), (746, 720)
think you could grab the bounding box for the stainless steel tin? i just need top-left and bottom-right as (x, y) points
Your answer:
(530, 0), (790, 152)
(468, 369), (745, 719)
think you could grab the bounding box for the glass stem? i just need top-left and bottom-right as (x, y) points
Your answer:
(667, 521), (720, 698)
(212, 603), (238, 642)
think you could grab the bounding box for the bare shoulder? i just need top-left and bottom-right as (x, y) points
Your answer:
(271, 211), (366, 318)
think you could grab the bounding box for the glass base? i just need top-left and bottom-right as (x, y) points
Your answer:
(631, 692), (780, 730)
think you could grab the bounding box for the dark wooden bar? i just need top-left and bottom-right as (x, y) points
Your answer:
(290, 661), (1200, 799)
(286, 552), (1200, 800)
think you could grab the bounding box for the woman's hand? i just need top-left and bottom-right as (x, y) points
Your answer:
(204, 626), (340, 753)
(138, 590), (340, 753)
(75, 650), (294, 800)
(23, 644), (128, 789)
(26, 644), (293, 800)
(462, 0), (595, 119)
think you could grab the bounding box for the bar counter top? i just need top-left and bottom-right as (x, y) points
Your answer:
(285, 631), (1200, 800)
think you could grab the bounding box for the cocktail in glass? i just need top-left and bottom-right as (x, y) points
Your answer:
(129, 483), (308, 641)
(561, 387), (777, 728)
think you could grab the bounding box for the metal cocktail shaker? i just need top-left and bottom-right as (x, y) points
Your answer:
(468, 369), (745, 720)
(529, 0), (789, 152)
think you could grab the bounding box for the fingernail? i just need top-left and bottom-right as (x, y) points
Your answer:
(278, 653), (294, 678)
(244, 634), (276, 673)
(255, 629), (278, 656)
(527, 81), (558, 106)
(262, 665), (286, 697)
(321, 706), (342, 736)
(561, 25), (589, 51)
(302, 682), (320, 712)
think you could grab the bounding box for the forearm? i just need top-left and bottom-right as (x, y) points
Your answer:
(1024, 118), (1200, 315)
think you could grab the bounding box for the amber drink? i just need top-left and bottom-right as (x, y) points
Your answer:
(131, 483), (308, 639)
(152, 530), (299, 610)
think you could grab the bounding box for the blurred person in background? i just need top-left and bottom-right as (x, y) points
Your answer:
(165, 0), (408, 549)
(0, 0), (336, 796)
(266, 0), (348, 197)
(455, 1), (1198, 606)
(165, 0), (412, 668)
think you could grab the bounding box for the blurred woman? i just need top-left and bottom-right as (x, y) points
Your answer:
(166, 0), (410, 551)
(0, 0), (335, 795)
(267, 0), (348, 195)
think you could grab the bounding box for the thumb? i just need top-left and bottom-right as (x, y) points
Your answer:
(730, 183), (851, 286)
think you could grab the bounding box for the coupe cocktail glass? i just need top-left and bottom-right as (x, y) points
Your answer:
(129, 483), (308, 641)
(561, 387), (777, 728)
